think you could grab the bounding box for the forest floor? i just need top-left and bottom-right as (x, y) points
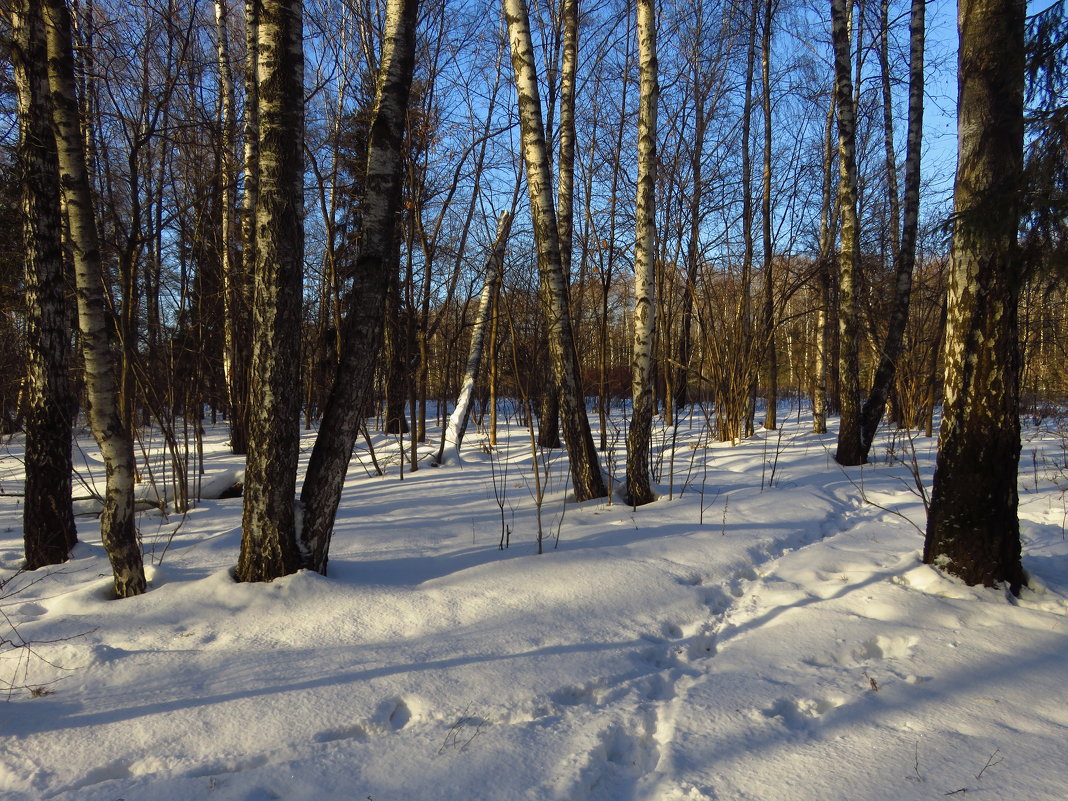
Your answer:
(1, 403), (1067, 801)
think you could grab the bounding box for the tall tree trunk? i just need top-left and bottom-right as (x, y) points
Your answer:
(299, 0), (421, 574)
(230, 0), (260, 456)
(924, 0), (1027, 594)
(760, 0), (777, 431)
(439, 212), (513, 465)
(215, 0), (250, 456)
(831, 0), (866, 465)
(235, 0), (305, 583)
(625, 0), (658, 507)
(859, 0), (925, 456)
(12, 0), (78, 570)
(813, 90), (837, 435)
(504, 0), (606, 501)
(43, 0), (145, 597)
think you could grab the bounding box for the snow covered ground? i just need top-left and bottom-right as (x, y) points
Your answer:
(2, 405), (1066, 801)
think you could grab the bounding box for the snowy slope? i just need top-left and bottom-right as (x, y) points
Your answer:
(1, 408), (1065, 801)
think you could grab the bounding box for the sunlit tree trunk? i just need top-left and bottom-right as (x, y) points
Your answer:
(859, 0), (925, 457)
(504, 0), (606, 501)
(44, 0), (146, 597)
(831, 0), (865, 465)
(235, 0), (305, 582)
(12, 0), (78, 570)
(813, 90), (837, 435)
(924, 0), (1027, 594)
(440, 212), (512, 465)
(626, 0), (658, 506)
(299, 0), (421, 573)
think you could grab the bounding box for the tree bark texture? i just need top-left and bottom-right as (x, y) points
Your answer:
(626, 0), (658, 507)
(924, 0), (1027, 594)
(299, 0), (421, 574)
(236, 0), (305, 582)
(859, 0), (925, 456)
(504, 0), (606, 501)
(216, 0), (251, 456)
(831, 0), (866, 465)
(13, 0), (78, 569)
(43, 0), (146, 597)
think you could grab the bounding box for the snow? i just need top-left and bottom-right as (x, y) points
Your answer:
(2, 407), (1067, 801)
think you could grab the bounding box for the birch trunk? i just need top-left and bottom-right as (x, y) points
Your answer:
(625, 0), (658, 507)
(299, 0), (421, 574)
(215, 0), (250, 456)
(439, 212), (513, 465)
(503, 0), (606, 501)
(813, 90), (837, 435)
(859, 0), (925, 456)
(235, 0), (305, 582)
(43, 0), (146, 597)
(13, 0), (78, 569)
(831, 0), (866, 465)
(924, 0), (1027, 594)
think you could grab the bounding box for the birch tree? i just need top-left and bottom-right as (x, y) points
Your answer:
(857, 0), (925, 457)
(12, 0), (77, 569)
(439, 211), (513, 465)
(924, 0), (1027, 594)
(503, 0), (606, 501)
(235, 0), (306, 582)
(299, 0), (421, 574)
(625, 0), (658, 507)
(830, 0), (865, 466)
(43, 0), (146, 597)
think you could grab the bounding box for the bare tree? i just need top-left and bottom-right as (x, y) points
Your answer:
(858, 0), (925, 457)
(830, 0), (865, 465)
(503, 0), (606, 501)
(299, 0), (421, 574)
(625, 0), (658, 507)
(43, 0), (146, 597)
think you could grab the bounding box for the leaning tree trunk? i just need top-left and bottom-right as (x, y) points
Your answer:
(859, 0), (925, 457)
(235, 0), (305, 583)
(439, 211), (513, 465)
(13, 0), (78, 570)
(625, 0), (658, 507)
(924, 0), (1027, 594)
(43, 0), (145, 597)
(298, 0), (421, 574)
(830, 0), (866, 466)
(504, 0), (606, 501)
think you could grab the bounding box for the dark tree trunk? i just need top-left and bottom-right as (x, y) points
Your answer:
(859, 0), (925, 457)
(13, 0), (78, 569)
(924, 0), (1027, 594)
(831, 0), (865, 465)
(299, 0), (421, 573)
(235, 0), (306, 582)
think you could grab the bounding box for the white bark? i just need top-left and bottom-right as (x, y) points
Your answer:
(440, 212), (513, 466)
(625, 0), (658, 507)
(43, 0), (145, 597)
(503, 0), (606, 501)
